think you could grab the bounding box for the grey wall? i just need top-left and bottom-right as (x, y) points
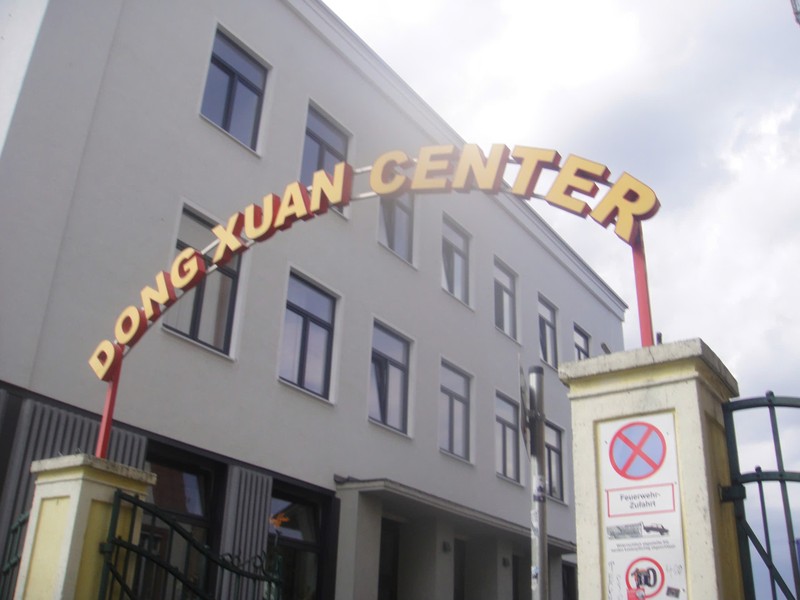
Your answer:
(0, 0), (625, 553)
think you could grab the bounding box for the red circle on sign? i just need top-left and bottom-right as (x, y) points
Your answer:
(609, 421), (666, 480)
(626, 557), (665, 598)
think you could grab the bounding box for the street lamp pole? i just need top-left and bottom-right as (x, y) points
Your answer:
(792, 0), (800, 25)
(524, 365), (547, 600)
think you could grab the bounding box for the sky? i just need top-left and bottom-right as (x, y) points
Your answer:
(323, 0), (800, 402)
(324, 0), (800, 590)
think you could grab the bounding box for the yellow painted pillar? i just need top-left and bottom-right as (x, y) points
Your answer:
(560, 339), (744, 600)
(13, 453), (156, 600)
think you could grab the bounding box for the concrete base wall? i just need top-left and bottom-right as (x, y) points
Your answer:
(560, 339), (744, 600)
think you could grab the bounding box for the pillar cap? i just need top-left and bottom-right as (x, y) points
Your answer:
(31, 453), (157, 485)
(559, 338), (739, 397)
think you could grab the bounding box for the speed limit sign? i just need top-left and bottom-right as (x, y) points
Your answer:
(625, 557), (665, 598)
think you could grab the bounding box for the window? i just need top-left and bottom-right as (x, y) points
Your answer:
(538, 296), (558, 367)
(301, 106), (348, 212)
(495, 393), (519, 480)
(269, 491), (322, 599)
(454, 539), (466, 600)
(379, 194), (413, 262)
(545, 423), (564, 500)
(442, 218), (469, 303)
(201, 31), (267, 149)
(140, 444), (224, 599)
(279, 274), (336, 398)
(494, 260), (517, 338)
(164, 208), (240, 354)
(378, 519), (400, 600)
(369, 323), (410, 433)
(439, 362), (470, 459)
(574, 325), (590, 360)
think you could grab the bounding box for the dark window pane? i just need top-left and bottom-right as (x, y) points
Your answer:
(322, 150), (339, 174)
(280, 274), (335, 397)
(505, 430), (517, 478)
(453, 400), (466, 457)
(386, 364), (404, 430)
(301, 107), (347, 198)
(269, 496), (318, 543)
(495, 422), (504, 473)
(307, 108), (347, 155)
(392, 203), (412, 260)
(201, 62), (231, 129)
(177, 211), (216, 250)
(300, 136), (321, 185)
(149, 462), (206, 517)
(164, 284), (196, 335)
(166, 209), (238, 354)
(288, 276), (334, 323)
(279, 309), (303, 383)
(197, 270), (234, 348)
(372, 326), (406, 363)
(201, 31), (266, 149)
(370, 324), (409, 432)
(439, 392), (450, 449)
(229, 83), (260, 148)
(213, 33), (265, 89)
(369, 360), (383, 421)
(496, 396), (517, 424)
(303, 322), (330, 395)
(441, 365), (467, 397)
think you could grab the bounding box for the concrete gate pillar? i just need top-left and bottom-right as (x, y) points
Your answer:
(13, 454), (155, 600)
(559, 339), (744, 600)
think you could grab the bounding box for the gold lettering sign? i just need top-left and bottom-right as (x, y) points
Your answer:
(90, 146), (659, 380)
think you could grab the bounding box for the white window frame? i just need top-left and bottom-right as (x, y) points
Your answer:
(574, 325), (590, 360)
(494, 259), (517, 338)
(538, 296), (558, 368)
(442, 217), (470, 304)
(439, 361), (470, 460)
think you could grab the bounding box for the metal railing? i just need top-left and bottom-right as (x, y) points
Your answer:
(99, 490), (281, 599)
(722, 392), (800, 600)
(0, 511), (28, 600)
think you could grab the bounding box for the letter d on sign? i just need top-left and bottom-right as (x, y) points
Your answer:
(89, 340), (122, 381)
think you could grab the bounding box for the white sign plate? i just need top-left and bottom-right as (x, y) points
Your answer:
(599, 413), (687, 599)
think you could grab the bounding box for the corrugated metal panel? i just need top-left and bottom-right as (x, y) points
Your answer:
(217, 465), (273, 596)
(0, 398), (147, 560)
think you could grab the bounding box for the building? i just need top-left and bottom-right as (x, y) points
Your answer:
(0, 1), (626, 598)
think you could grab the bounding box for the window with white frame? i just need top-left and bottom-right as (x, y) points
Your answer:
(369, 323), (410, 433)
(574, 325), (590, 360)
(200, 31), (267, 149)
(300, 106), (348, 212)
(379, 194), (413, 262)
(442, 218), (469, 303)
(495, 393), (520, 481)
(439, 362), (470, 459)
(538, 296), (558, 367)
(164, 208), (240, 354)
(545, 423), (563, 500)
(279, 274), (336, 398)
(494, 259), (517, 338)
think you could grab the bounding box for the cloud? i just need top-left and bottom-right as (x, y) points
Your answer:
(323, 0), (800, 400)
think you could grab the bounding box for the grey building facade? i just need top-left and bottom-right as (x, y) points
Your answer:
(0, 1), (626, 598)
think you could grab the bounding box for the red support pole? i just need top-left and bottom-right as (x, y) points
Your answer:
(632, 226), (655, 347)
(95, 360), (121, 459)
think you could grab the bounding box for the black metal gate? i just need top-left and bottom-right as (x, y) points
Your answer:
(722, 392), (800, 599)
(0, 511), (28, 600)
(99, 490), (282, 599)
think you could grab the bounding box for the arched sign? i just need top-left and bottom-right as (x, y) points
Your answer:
(89, 143), (660, 457)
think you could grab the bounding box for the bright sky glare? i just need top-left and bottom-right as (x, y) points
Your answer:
(325, 0), (800, 401)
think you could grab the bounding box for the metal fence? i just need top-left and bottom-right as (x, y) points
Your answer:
(722, 392), (800, 600)
(0, 511), (28, 600)
(99, 490), (282, 600)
